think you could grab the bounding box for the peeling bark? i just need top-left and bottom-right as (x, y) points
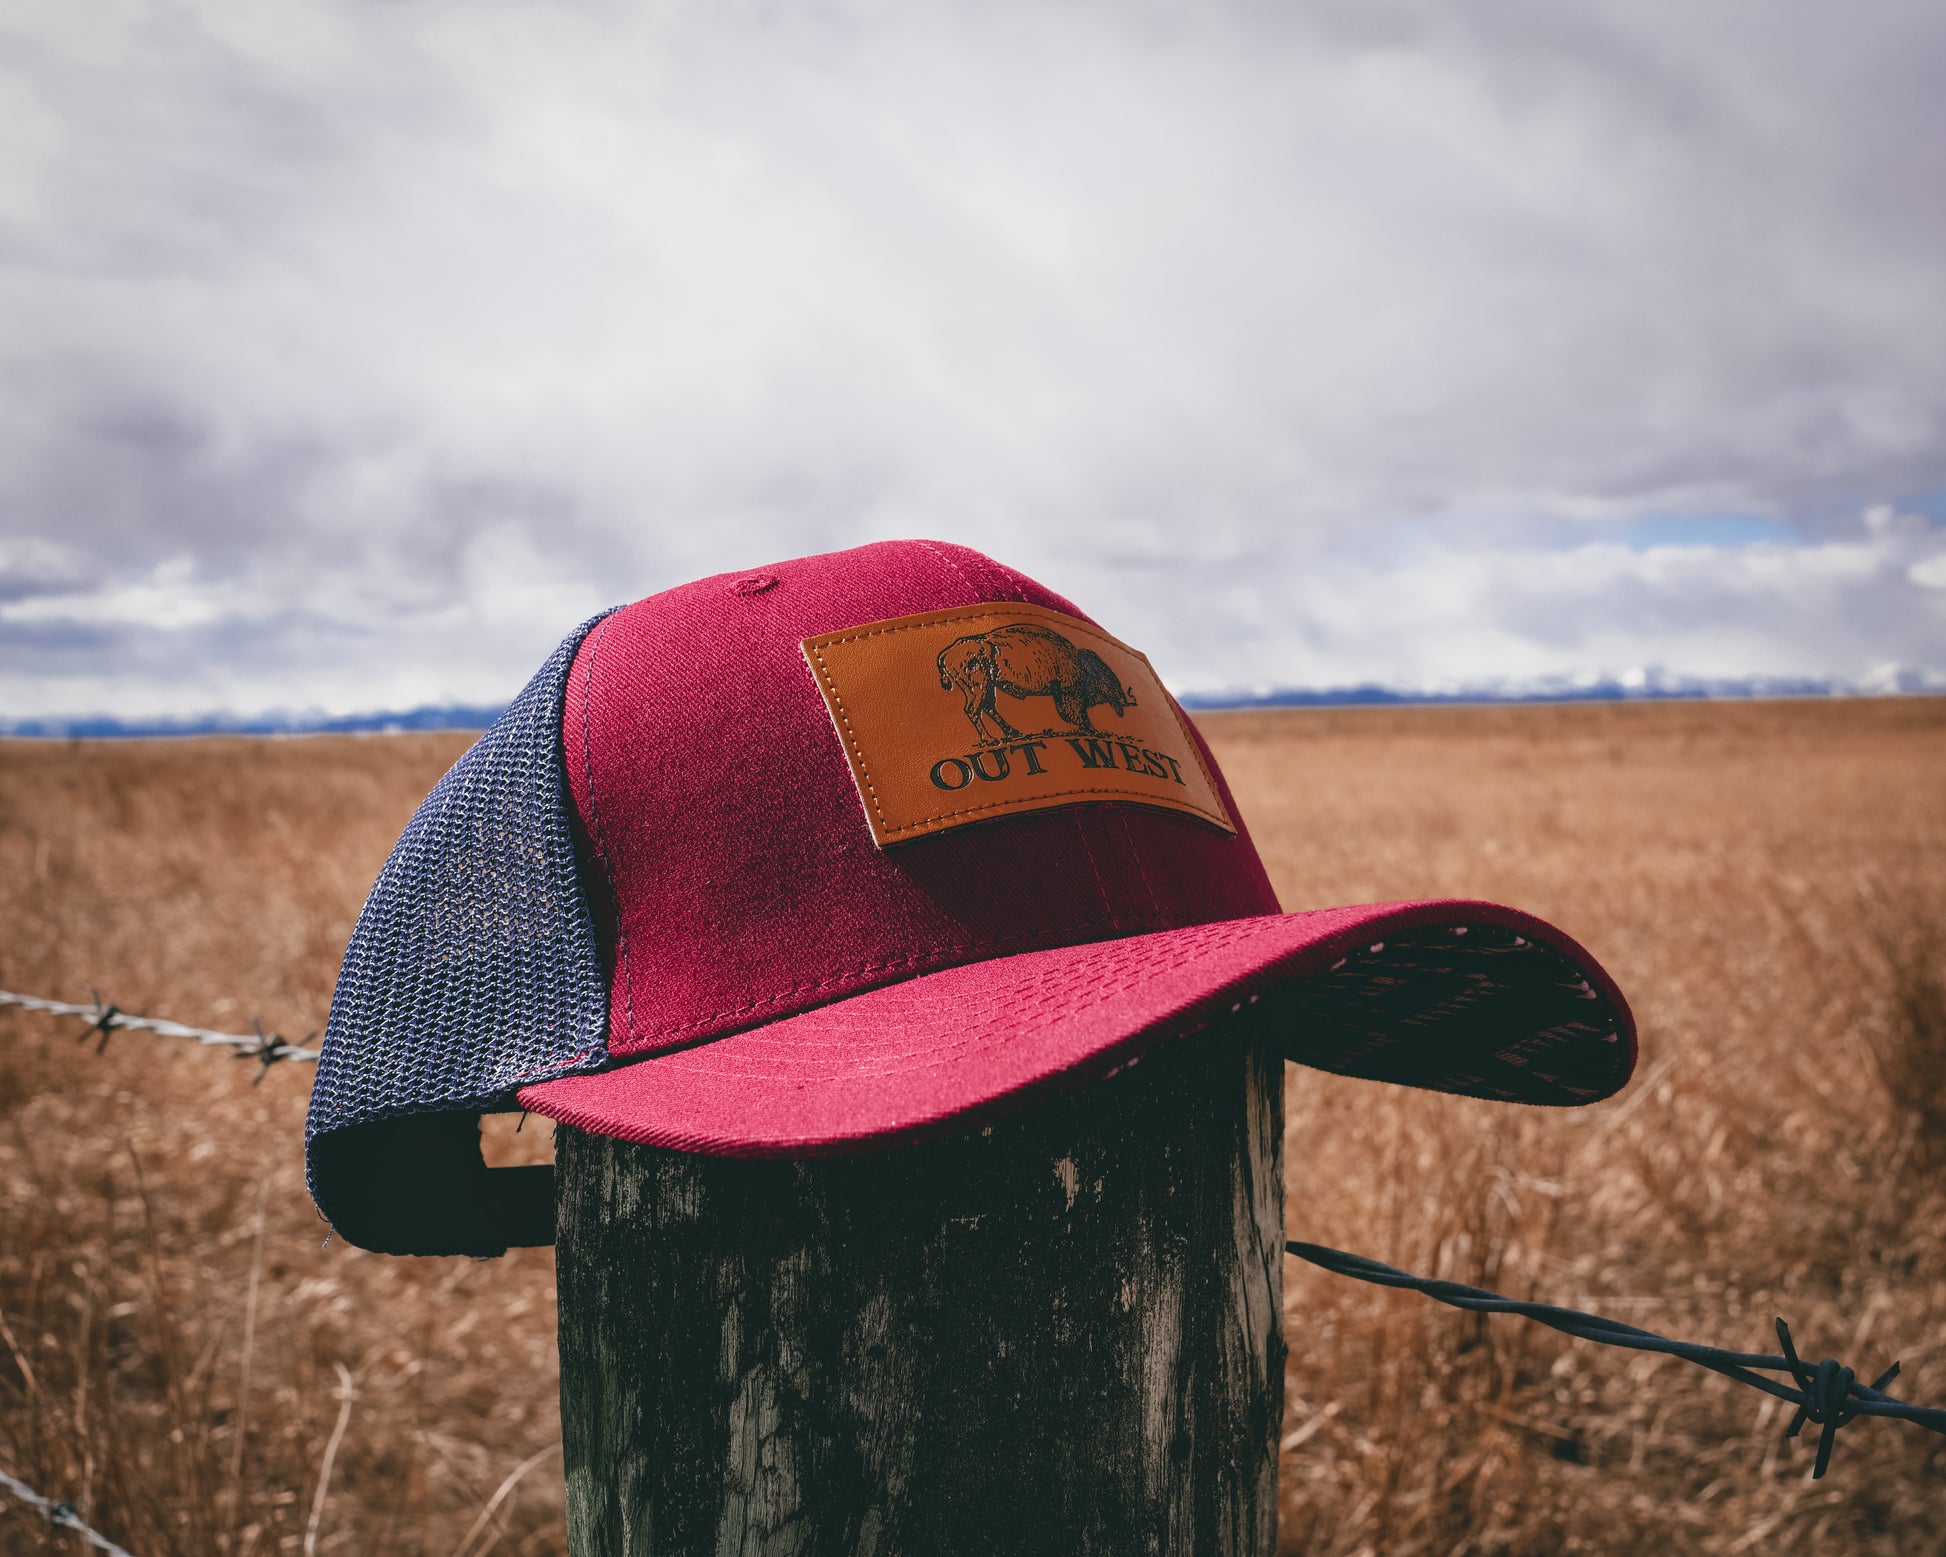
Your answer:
(555, 1030), (1284, 1556)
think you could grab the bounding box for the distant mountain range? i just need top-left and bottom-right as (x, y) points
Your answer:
(4, 672), (1938, 739)
(1178, 669), (1942, 710)
(0, 705), (507, 739)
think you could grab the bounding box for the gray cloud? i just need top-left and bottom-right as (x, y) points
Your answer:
(1, 0), (1942, 718)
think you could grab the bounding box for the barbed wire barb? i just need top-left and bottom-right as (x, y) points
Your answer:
(0, 1466), (140, 1557)
(84, 990), (120, 1053)
(0, 988), (319, 1066)
(1287, 1240), (1946, 1478)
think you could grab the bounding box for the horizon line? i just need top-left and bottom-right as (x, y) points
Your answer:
(4, 674), (1941, 740)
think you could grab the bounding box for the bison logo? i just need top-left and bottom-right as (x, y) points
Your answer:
(936, 622), (1137, 745)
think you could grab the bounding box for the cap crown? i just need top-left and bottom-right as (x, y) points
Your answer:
(308, 538), (1636, 1256)
(567, 540), (1278, 1057)
(307, 539), (1281, 1252)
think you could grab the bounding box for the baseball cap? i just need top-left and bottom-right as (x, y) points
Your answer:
(306, 540), (1635, 1256)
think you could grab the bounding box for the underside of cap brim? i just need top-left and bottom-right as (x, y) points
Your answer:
(517, 899), (1636, 1156)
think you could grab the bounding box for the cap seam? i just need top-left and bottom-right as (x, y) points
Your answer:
(576, 612), (637, 1045)
(1071, 812), (1124, 931)
(607, 912), (1158, 1048)
(918, 538), (1026, 604)
(1118, 809), (1165, 928)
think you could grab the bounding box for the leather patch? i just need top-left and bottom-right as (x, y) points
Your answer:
(802, 603), (1236, 847)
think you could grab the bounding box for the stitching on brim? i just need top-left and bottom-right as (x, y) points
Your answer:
(527, 915), (1633, 1131)
(607, 922), (1627, 1096)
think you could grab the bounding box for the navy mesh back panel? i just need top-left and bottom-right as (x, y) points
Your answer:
(306, 613), (615, 1255)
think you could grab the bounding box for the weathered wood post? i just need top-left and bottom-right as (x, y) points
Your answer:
(554, 1026), (1284, 1556)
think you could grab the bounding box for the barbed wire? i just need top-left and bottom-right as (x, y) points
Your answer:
(1, 987), (309, 1557)
(1287, 1240), (1946, 1478)
(0, 1466), (139, 1557)
(0, 988), (317, 1075)
(6, 986), (1944, 1484)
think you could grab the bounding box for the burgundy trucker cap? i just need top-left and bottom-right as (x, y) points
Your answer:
(306, 540), (1635, 1255)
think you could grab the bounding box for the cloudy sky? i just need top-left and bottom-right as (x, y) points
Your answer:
(2, 0), (1942, 722)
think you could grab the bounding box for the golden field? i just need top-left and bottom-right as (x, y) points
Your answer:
(2, 697), (1944, 1555)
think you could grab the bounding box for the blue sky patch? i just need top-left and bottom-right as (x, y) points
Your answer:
(1604, 515), (1791, 551)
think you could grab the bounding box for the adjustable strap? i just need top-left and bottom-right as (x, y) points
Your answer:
(308, 1111), (555, 1256)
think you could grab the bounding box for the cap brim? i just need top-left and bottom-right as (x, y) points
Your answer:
(517, 900), (1636, 1156)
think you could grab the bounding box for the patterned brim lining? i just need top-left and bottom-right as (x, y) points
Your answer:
(1279, 924), (1627, 1104)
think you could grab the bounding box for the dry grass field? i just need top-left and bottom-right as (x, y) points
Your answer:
(2, 697), (1943, 1555)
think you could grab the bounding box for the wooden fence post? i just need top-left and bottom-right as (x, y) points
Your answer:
(554, 1028), (1285, 1557)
